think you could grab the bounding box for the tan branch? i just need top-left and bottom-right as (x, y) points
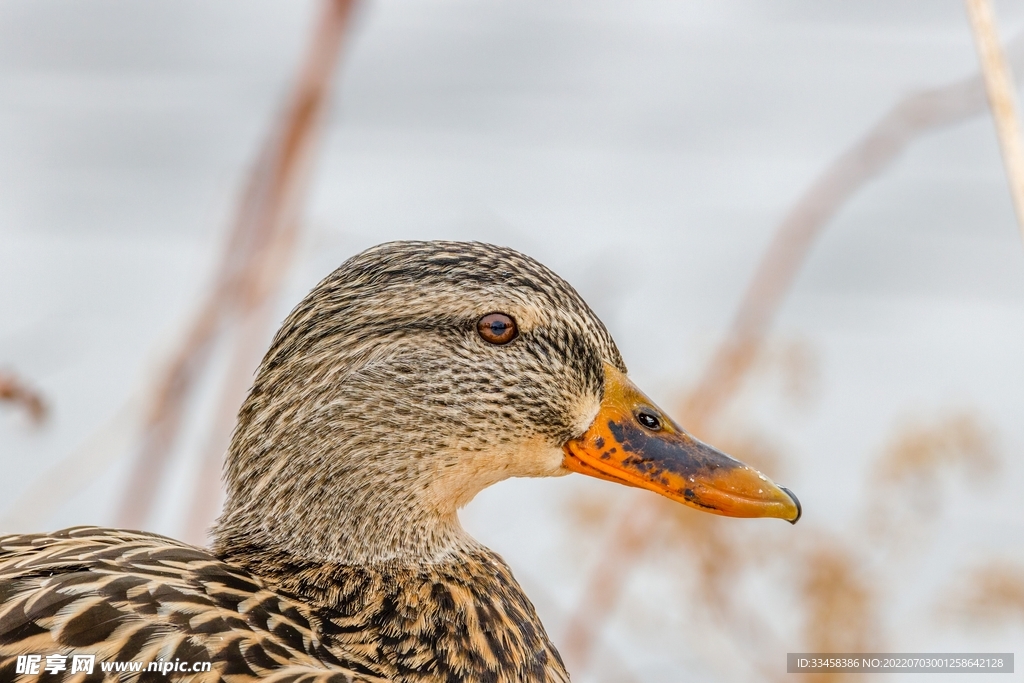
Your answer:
(966, 0), (1024, 245)
(116, 0), (358, 532)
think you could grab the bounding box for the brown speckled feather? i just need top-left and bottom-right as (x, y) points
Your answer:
(0, 242), (625, 682)
(0, 527), (387, 682)
(0, 528), (567, 683)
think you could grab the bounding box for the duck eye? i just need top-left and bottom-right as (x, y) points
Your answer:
(635, 408), (661, 431)
(477, 313), (518, 345)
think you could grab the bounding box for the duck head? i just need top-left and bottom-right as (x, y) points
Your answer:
(214, 241), (799, 564)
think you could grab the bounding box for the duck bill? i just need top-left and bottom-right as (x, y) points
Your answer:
(563, 364), (801, 523)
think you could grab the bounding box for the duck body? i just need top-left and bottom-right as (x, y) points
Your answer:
(0, 527), (565, 682)
(0, 242), (798, 681)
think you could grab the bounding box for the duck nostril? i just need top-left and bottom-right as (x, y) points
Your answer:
(635, 409), (661, 431)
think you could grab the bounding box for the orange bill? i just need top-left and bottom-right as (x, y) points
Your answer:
(563, 364), (801, 523)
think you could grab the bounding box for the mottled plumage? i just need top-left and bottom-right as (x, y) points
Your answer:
(0, 241), (800, 682)
(0, 242), (610, 682)
(0, 527), (562, 682)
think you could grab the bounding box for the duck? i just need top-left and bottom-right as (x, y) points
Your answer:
(0, 241), (800, 682)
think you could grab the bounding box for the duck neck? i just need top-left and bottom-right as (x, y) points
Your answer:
(212, 474), (481, 566)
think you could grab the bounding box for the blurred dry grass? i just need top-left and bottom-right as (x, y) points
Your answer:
(953, 561), (1024, 625)
(867, 411), (997, 547)
(0, 1), (359, 535)
(560, 24), (1024, 680)
(567, 374), (1003, 681)
(0, 369), (47, 424)
(797, 543), (878, 683)
(115, 0), (358, 541)
(876, 413), (996, 485)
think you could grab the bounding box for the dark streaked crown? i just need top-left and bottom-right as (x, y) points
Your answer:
(249, 240), (624, 440)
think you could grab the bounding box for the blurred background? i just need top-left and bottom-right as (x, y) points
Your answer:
(1, 1), (1023, 681)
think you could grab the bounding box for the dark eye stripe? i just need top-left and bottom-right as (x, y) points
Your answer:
(477, 313), (518, 345)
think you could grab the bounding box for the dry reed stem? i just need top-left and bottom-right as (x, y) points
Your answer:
(965, 0), (1024, 244)
(561, 32), (1024, 672)
(116, 0), (358, 532)
(181, 0), (356, 544)
(0, 370), (47, 424)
